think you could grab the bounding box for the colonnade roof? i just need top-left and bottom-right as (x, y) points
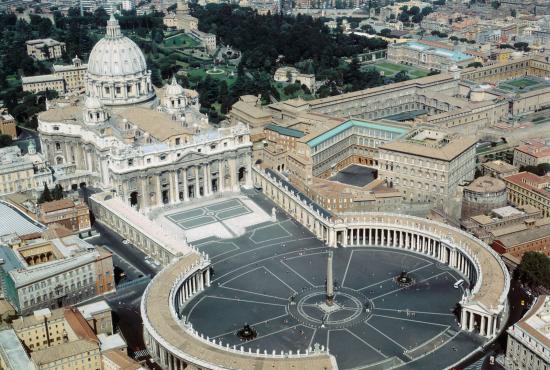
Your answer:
(340, 213), (509, 310)
(143, 253), (334, 369)
(92, 194), (192, 256)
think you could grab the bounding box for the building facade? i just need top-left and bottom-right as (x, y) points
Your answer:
(513, 139), (550, 169)
(505, 295), (550, 370)
(0, 235), (115, 315)
(26, 39), (66, 61)
(52, 56), (88, 92)
(37, 15), (247, 202)
(378, 129), (477, 203)
(0, 145), (53, 196)
(38, 198), (91, 233)
(0, 109), (17, 139)
(461, 176), (508, 219)
(22, 75), (65, 95)
(163, 0), (198, 31)
(492, 224), (550, 266)
(12, 307), (102, 370)
(504, 172), (550, 217)
(387, 41), (475, 72)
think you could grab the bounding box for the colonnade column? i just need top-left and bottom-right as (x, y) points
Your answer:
(203, 164), (211, 196)
(195, 166), (202, 198)
(140, 176), (149, 210)
(169, 171), (177, 205)
(182, 169), (189, 201)
(219, 160), (225, 193)
(174, 171), (179, 203)
(230, 158), (239, 191)
(156, 174), (162, 206)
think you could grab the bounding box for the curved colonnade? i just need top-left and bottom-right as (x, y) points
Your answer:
(141, 167), (510, 369)
(141, 252), (336, 370)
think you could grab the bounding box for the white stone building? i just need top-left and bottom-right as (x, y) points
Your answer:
(0, 144), (53, 196)
(37, 14), (252, 209)
(25, 38), (65, 61)
(85, 15), (155, 106)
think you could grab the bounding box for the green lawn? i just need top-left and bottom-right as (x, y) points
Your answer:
(506, 78), (540, 88)
(367, 61), (429, 79)
(498, 77), (548, 92)
(273, 83), (313, 101)
(163, 33), (199, 48)
(6, 74), (20, 87)
(186, 66), (237, 86)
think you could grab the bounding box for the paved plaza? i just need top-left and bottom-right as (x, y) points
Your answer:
(160, 196), (270, 242)
(181, 192), (485, 370)
(329, 164), (378, 187)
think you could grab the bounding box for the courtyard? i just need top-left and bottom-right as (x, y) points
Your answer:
(163, 32), (199, 49)
(329, 164), (378, 187)
(178, 191), (485, 370)
(497, 76), (550, 93)
(367, 61), (430, 79)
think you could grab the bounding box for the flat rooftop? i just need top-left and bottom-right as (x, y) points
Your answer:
(398, 41), (473, 62)
(0, 201), (45, 237)
(0, 329), (34, 370)
(307, 119), (408, 148)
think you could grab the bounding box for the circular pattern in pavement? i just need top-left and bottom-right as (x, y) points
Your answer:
(288, 287), (372, 329)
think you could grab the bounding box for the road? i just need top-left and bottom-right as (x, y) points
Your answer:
(83, 223), (161, 352)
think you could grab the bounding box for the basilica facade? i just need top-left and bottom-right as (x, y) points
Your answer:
(38, 15), (252, 211)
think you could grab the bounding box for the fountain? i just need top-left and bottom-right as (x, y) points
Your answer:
(395, 270), (414, 287)
(236, 323), (257, 341)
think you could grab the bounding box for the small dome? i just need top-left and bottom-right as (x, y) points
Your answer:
(165, 76), (185, 97)
(85, 96), (102, 110)
(87, 15), (148, 77)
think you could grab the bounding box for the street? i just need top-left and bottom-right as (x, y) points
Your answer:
(83, 222), (161, 353)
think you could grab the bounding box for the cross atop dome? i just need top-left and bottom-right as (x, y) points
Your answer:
(106, 13), (122, 39)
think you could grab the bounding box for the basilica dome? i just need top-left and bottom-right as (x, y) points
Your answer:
(85, 14), (155, 106)
(88, 18), (147, 77)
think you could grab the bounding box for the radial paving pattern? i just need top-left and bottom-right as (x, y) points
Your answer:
(182, 195), (486, 369)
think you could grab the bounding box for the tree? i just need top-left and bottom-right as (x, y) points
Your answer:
(393, 70), (410, 82)
(409, 6), (420, 16)
(516, 252), (550, 289)
(519, 163), (550, 176)
(52, 184), (64, 200)
(491, 1), (500, 9)
(514, 42), (529, 52)
(0, 135), (13, 148)
(421, 7), (433, 17)
(411, 14), (423, 23)
(380, 28), (392, 37)
(467, 62), (483, 68)
(38, 183), (53, 203)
